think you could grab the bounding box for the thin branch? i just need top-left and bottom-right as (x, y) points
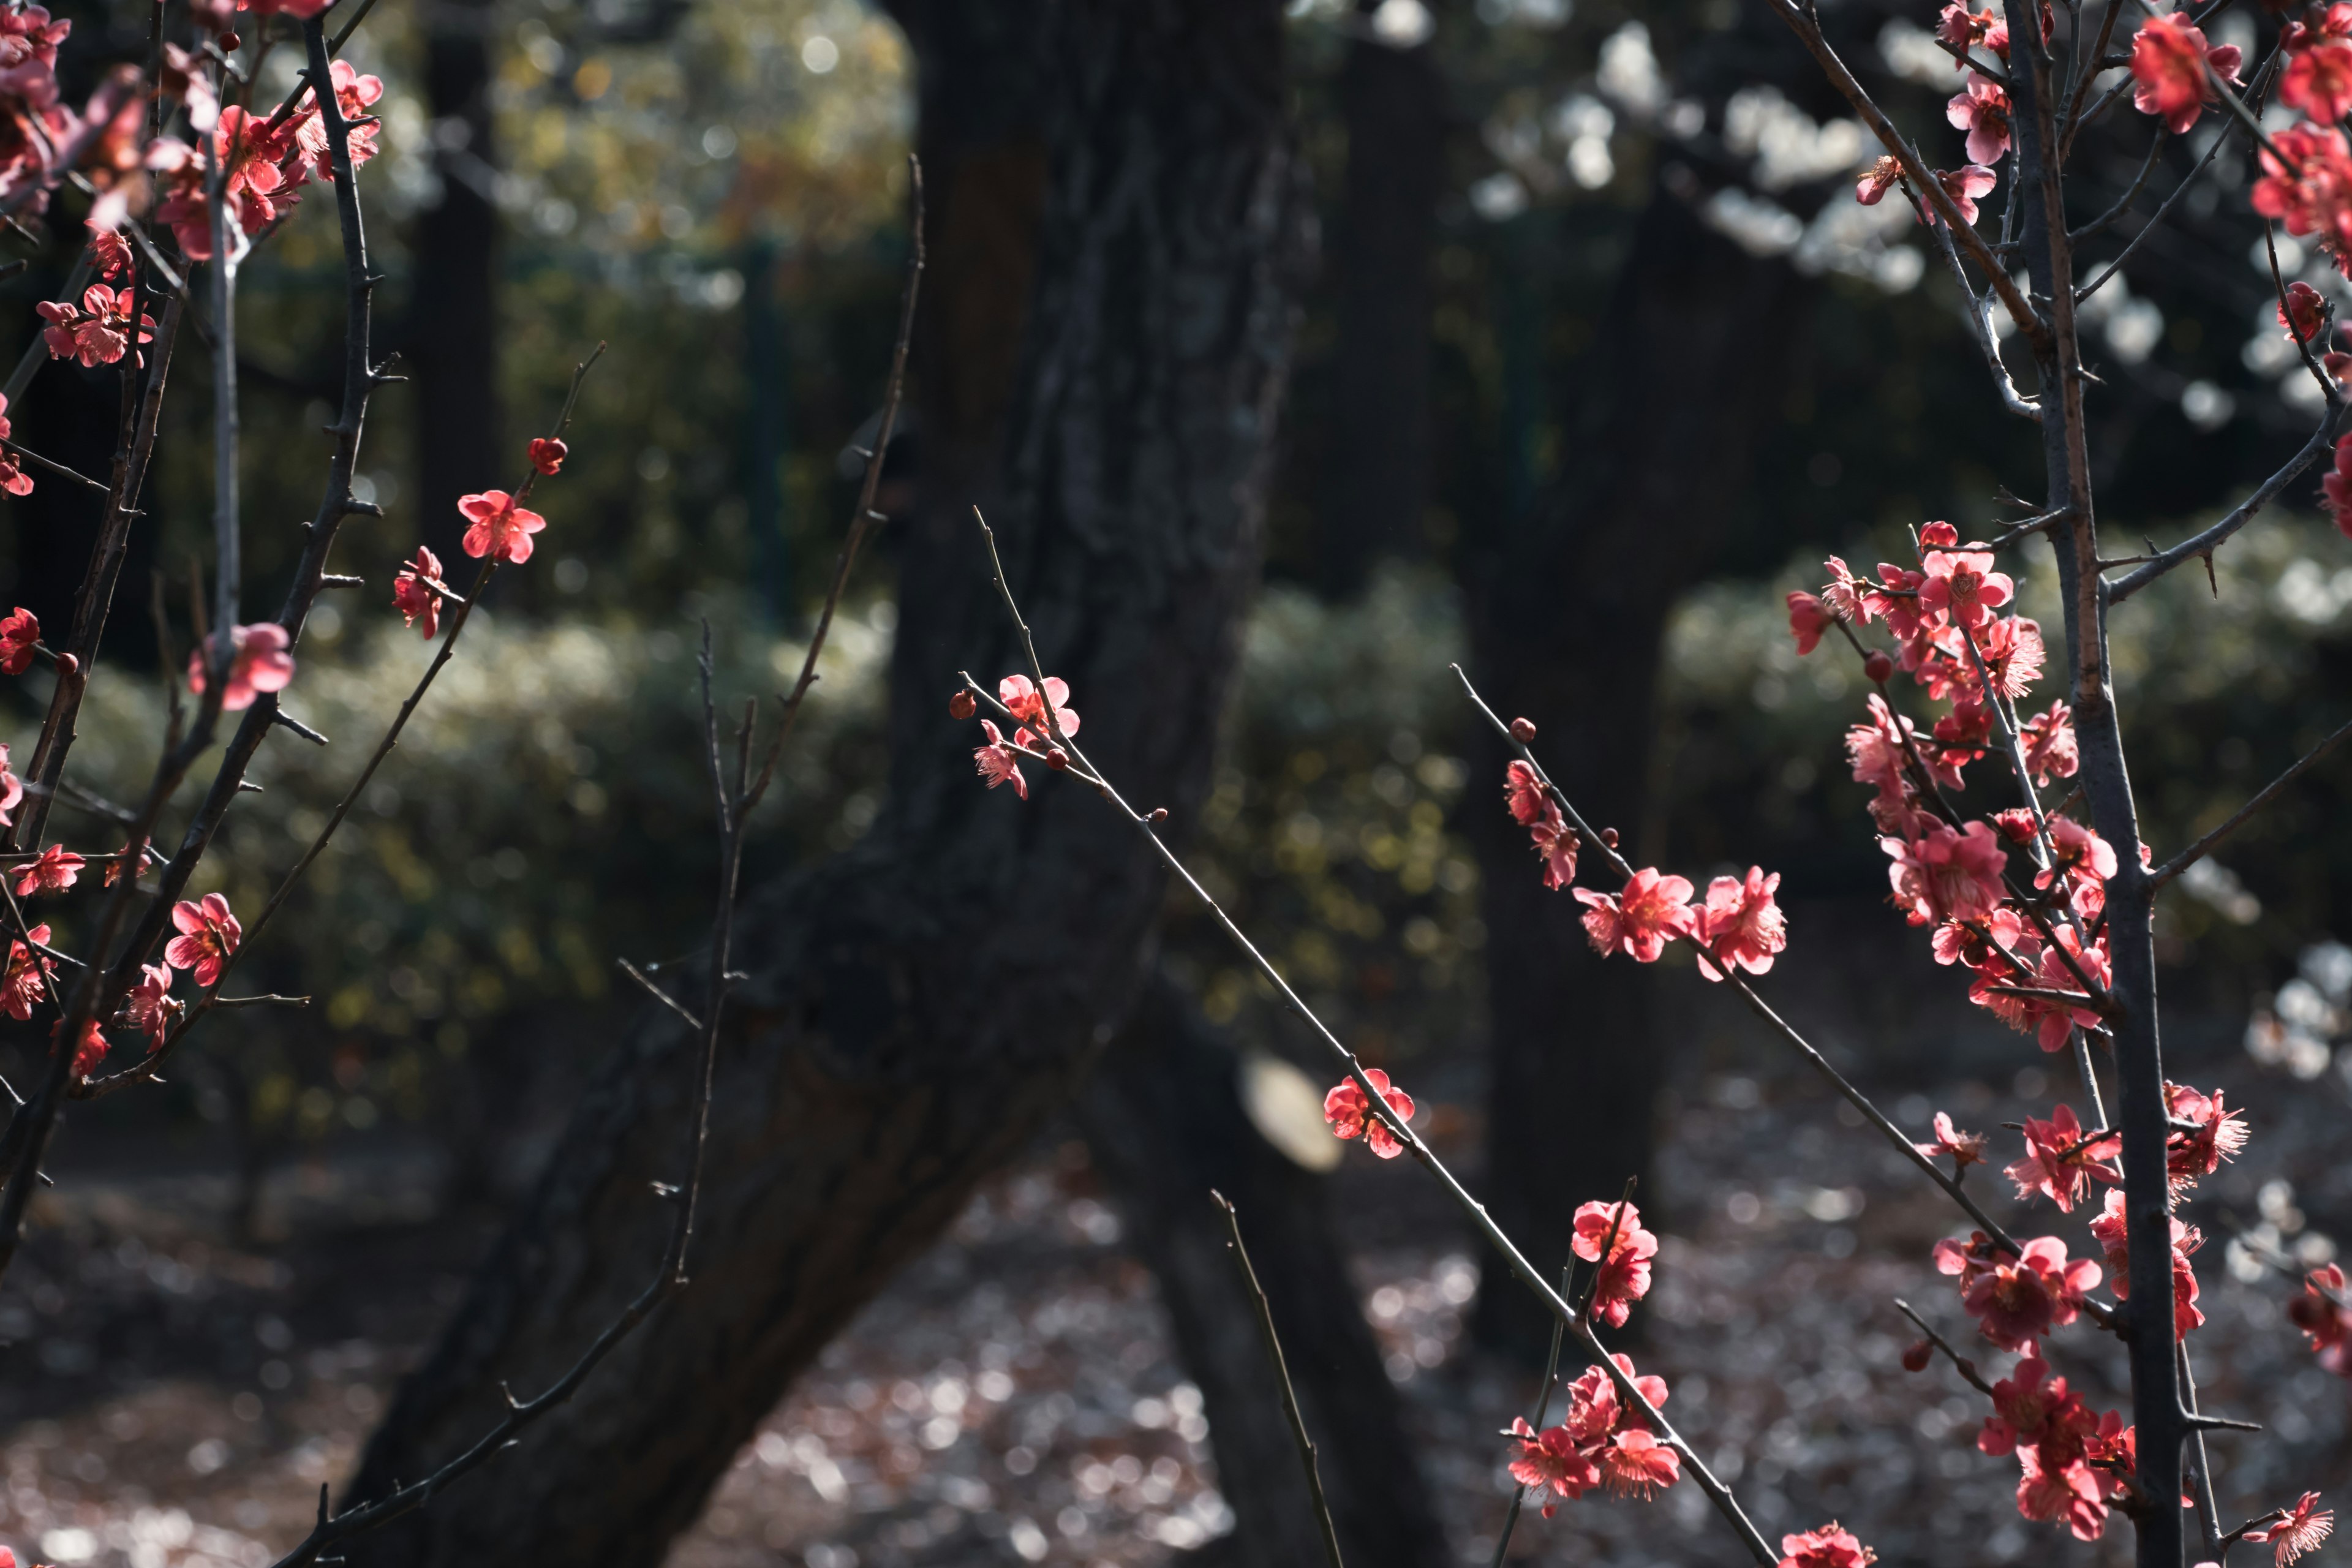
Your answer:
(1212, 1192), (1344, 1568)
(1894, 1298), (1997, 1395)
(0, 439), (109, 494)
(2107, 410), (2345, 604)
(2150, 712), (2352, 889)
(2075, 121), (2234, 306)
(617, 958), (703, 1034)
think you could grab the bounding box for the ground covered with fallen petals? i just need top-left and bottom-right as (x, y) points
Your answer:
(0, 1044), (2345, 1568)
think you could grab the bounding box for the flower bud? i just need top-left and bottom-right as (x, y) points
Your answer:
(1599, 827), (1619, 850)
(220, 29), (241, 49)
(948, 690), (976, 720)
(1510, 717), (1537, 743)
(1148, 807), (1169, 823)
(1047, 747), (1069, 770)
(1862, 649), (1894, 684)
(53, 652), (78, 677)
(1901, 1338), (1933, 1373)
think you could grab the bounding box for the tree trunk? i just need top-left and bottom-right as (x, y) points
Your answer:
(409, 0), (502, 570)
(1317, 12), (1444, 597)
(344, 4), (1308, 1563)
(1079, 970), (1449, 1568)
(1466, 187), (1808, 1359)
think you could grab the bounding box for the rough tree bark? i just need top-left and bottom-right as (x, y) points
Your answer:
(409, 0), (502, 569)
(1079, 970), (1449, 1568)
(1318, 4), (1445, 597)
(345, 3), (1309, 1562)
(1465, 186), (1809, 1358)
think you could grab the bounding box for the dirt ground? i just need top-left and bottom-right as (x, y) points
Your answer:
(0, 1044), (2345, 1568)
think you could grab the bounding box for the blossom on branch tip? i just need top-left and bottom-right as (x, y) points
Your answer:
(1572, 1199), (1658, 1327)
(458, 489), (547, 565)
(1574, 869), (1697, 962)
(998, 674), (1079, 744)
(2281, 281), (2332, 347)
(164, 892), (241, 988)
(0, 607), (37, 675)
(186, 622), (293, 712)
(1914, 1109), (1987, 1167)
(12, 844), (81, 897)
(1324, 1068), (1414, 1158)
(2005, 1103), (2120, 1212)
(973, 719), (1027, 800)
(1855, 154), (1903, 207)
(1787, 590), (1832, 655)
(1, 922), (53, 1020)
(2247, 1494), (2334, 1567)
(53, 1017), (105, 1080)
(1696, 865), (1787, 979)
(2129, 12), (2242, 133)
(1776, 1522), (1877, 1568)
(1883, 821), (2007, 927)
(391, 546), (443, 639)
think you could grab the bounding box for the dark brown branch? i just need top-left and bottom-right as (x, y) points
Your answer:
(1211, 1192), (1344, 1568)
(2106, 412), (2345, 603)
(2149, 712), (2352, 889)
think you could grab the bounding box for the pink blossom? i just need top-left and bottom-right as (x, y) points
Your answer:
(2019, 701), (2078, 785)
(1696, 865), (1787, 979)
(186, 622), (294, 712)
(458, 489), (546, 564)
(1571, 1198), (1658, 1328)
(36, 283), (153, 368)
(2164, 1082), (2248, 1189)
(973, 718), (1028, 801)
(2287, 1264), (2352, 1373)
(2328, 432), (2352, 535)
(2282, 281), (2332, 347)
(1787, 590), (1832, 655)
(2287, 37), (2352, 123)
(292, 59), (383, 181)
(1918, 545), (2013, 630)
(529, 437), (568, 475)
(164, 892), (241, 988)
(121, 963), (179, 1052)
(1598, 1430), (1679, 1499)
(2016, 1443), (2109, 1540)
(1929, 164), (1999, 227)
(999, 674), (1080, 746)
(1324, 1068), (1414, 1158)
(2247, 1494), (2334, 1567)
(1913, 1110), (1986, 1168)
(2029, 928), (2111, 1050)
(53, 1017), (106, 1080)
(2131, 12), (2239, 133)
(1504, 762), (1580, 889)
(1883, 820), (2007, 926)
(0, 744), (20, 829)
(2089, 1189), (2205, 1340)
(1947, 77), (2011, 165)
(1820, 556), (1875, 622)
(1, 921), (53, 1020)
(0, 606), (37, 675)
(1776, 1522), (1877, 1568)
(1855, 155), (1902, 206)
(1959, 1234), (2100, 1351)
(391, 546), (443, 639)
(2256, 124), (2352, 277)
(1506, 1417), (1598, 1514)
(2005, 1103), (2120, 1212)
(12, 844), (81, 897)
(1574, 868), (1697, 962)
(89, 224), (132, 283)
(1933, 1229), (2002, 1292)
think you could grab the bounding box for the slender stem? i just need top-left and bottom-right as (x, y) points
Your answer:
(1894, 1298), (1997, 1395)
(1489, 1264), (1572, 1568)
(2148, 712), (2352, 891)
(1212, 1193), (1344, 1568)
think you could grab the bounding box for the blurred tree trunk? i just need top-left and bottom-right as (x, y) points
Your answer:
(1079, 970), (1449, 1568)
(409, 0), (502, 568)
(343, 4), (1309, 1564)
(1318, 7), (1445, 597)
(1465, 186), (1807, 1359)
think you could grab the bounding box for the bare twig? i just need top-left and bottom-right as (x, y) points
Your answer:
(1212, 1192), (1344, 1568)
(2150, 712), (2352, 890)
